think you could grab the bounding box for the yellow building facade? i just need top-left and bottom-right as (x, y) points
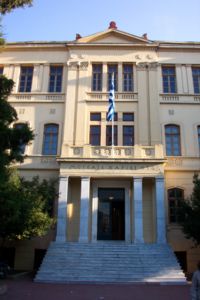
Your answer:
(0, 22), (200, 279)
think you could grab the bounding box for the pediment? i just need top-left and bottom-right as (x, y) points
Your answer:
(75, 29), (150, 45)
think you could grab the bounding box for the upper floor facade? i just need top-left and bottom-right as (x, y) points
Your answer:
(0, 22), (200, 164)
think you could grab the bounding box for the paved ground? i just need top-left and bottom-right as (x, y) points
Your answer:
(0, 276), (191, 300)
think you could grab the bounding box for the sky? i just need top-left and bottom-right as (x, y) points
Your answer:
(2, 0), (200, 43)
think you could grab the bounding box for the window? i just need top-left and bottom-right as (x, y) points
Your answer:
(123, 64), (133, 91)
(165, 124), (181, 156)
(198, 126), (200, 152)
(19, 66), (33, 92)
(42, 124), (59, 155)
(168, 188), (184, 223)
(192, 67), (200, 94)
(90, 125), (101, 146)
(123, 126), (134, 146)
(48, 66), (63, 93)
(123, 113), (134, 122)
(92, 64), (102, 91)
(108, 64), (118, 91)
(106, 125), (118, 146)
(162, 66), (176, 93)
(90, 113), (101, 121)
(0, 67), (3, 75)
(14, 123), (26, 154)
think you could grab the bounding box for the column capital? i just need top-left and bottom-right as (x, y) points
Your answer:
(81, 176), (90, 183)
(155, 176), (164, 182)
(133, 176), (143, 182)
(59, 175), (69, 181)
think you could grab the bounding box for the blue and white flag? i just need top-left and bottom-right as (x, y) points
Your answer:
(107, 74), (115, 121)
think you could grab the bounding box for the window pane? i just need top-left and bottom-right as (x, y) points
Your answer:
(14, 123), (26, 154)
(108, 64), (118, 91)
(123, 64), (133, 91)
(92, 64), (102, 91)
(168, 188), (184, 223)
(198, 126), (200, 151)
(48, 66), (63, 93)
(192, 67), (200, 94)
(123, 113), (134, 121)
(106, 125), (118, 146)
(90, 125), (100, 146)
(123, 126), (134, 146)
(42, 124), (59, 155)
(19, 66), (33, 92)
(90, 113), (101, 121)
(162, 66), (176, 93)
(165, 125), (181, 156)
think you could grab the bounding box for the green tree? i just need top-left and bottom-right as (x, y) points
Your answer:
(179, 174), (200, 246)
(0, 75), (34, 180)
(0, 171), (56, 242)
(0, 0), (33, 14)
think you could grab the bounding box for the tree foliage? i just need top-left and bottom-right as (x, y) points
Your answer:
(0, 75), (34, 178)
(0, 171), (56, 241)
(179, 174), (200, 246)
(0, 0), (33, 14)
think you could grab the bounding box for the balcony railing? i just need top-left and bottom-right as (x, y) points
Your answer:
(63, 144), (164, 160)
(160, 94), (200, 104)
(8, 93), (65, 101)
(86, 92), (137, 101)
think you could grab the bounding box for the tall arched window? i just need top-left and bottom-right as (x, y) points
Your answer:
(168, 188), (184, 223)
(165, 124), (181, 156)
(14, 123), (27, 154)
(42, 124), (59, 155)
(198, 126), (200, 152)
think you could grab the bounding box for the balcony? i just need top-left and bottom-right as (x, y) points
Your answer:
(160, 94), (200, 104)
(86, 92), (137, 102)
(62, 144), (164, 160)
(8, 93), (65, 102)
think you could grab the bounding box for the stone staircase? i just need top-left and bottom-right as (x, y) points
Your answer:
(35, 242), (186, 284)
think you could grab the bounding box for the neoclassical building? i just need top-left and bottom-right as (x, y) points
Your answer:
(0, 22), (200, 282)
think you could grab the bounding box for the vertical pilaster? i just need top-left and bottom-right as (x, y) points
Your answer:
(133, 177), (144, 243)
(32, 64), (40, 92)
(56, 176), (69, 242)
(118, 62), (123, 92)
(155, 177), (166, 243)
(13, 65), (21, 93)
(42, 64), (49, 92)
(79, 177), (90, 242)
(186, 65), (194, 94)
(102, 62), (107, 92)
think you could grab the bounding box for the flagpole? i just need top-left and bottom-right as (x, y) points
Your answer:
(107, 72), (115, 158)
(111, 73), (114, 157)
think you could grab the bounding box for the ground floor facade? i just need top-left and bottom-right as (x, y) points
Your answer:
(2, 159), (200, 276)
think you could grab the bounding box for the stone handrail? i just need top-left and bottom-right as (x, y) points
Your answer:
(8, 93), (65, 101)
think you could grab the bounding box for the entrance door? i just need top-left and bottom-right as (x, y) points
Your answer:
(97, 188), (125, 240)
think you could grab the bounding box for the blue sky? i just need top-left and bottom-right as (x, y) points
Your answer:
(2, 0), (200, 42)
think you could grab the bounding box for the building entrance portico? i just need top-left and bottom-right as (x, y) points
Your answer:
(56, 160), (166, 244)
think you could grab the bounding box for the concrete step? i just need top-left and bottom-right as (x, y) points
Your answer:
(35, 242), (186, 284)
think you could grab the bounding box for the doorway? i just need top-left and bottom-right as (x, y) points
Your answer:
(97, 188), (125, 240)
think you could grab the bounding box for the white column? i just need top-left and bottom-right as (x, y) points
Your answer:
(155, 176), (166, 243)
(125, 186), (131, 243)
(133, 177), (144, 243)
(56, 176), (69, 242)
(79, 177), (90, 242)
(91, 182), (98, 242)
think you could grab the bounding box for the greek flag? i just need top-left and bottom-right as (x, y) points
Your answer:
(107, 74), (115, 121)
